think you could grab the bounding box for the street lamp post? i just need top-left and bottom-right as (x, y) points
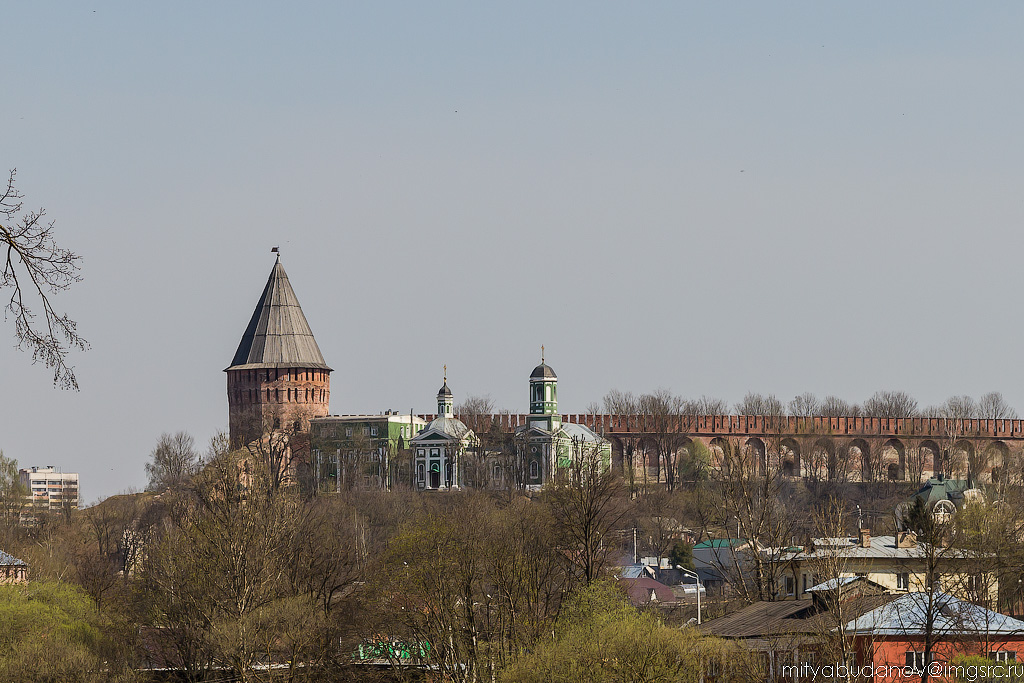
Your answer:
(679, 567), (703, 625)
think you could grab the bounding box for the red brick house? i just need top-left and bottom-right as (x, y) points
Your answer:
(844, 592), (1024, 681)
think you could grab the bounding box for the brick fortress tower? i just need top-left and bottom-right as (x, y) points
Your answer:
(225, 254), (332, 448)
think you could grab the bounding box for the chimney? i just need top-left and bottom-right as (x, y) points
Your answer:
(897, 530), (917, 548)
(858, 528), (871, 548)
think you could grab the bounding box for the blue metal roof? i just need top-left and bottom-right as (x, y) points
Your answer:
(844, 592), (1024, 635)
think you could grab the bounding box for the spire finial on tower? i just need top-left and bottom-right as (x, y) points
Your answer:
(443, 364), (447, 383)
(541, 345), (545, 363)
(271, 246), (280, 262)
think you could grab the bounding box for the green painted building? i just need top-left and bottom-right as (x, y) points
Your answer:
(514, 356), (611, 488)
(410, 377), (479, 490)
(310, 412), (427, 491)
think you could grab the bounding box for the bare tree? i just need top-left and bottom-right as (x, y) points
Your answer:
(145, 431), (200, 492)
(932, 395), (978, 420)
(547, 437), (628, 585)
(455, 394), (496, 417)
(862, 390), (919, 418)
(239, 414), (309, 494)
(709, 436), (795, 603)
(639, 389), (687, 492)
(0, 169), (88, 389)
(734, 392), (784, 416)
(693, 396), (729, 415)
(978, 391), (1018, 420)
(805, 498), (863, 683)
(820, 395), (861, 417)
(788, 392), (820, 417)
(601, 389), (642, 494)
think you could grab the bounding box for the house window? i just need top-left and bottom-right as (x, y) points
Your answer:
(371, 426), (378, 436)
(417, 449), (424, 457)
(990, 651), (1017, 662)
(493, 465), (501, 479)
(905, 652), (933, 671)
(896, 573), (909, 591)
(430, 449), (439, 457)
(530, 461), (539, 479)
(417, 464), (424, 481)
(346, 427), (353, 436)
(802, 574), (808, 593)
(784, 575), (795, 597)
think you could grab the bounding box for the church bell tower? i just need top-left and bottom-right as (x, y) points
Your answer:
(528, 347), (560, 432)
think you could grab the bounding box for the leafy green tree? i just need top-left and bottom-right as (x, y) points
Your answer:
(0, 580), (136, 682)
(0, 451), (27, 540)
(952, 654), (1024, 683)
(501, 582), (758, 683)
(668, 541), (693, 570)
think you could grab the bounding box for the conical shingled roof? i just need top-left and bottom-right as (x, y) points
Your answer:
(225, 258), (331, 371)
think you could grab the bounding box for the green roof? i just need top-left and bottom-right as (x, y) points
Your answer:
(909, 478), (973, 507)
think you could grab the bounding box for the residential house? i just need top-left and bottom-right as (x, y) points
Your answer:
(846, 592), (1024, 682)
(0, 550), (27, 584)
(693, 538), (756, 593)
(617, 576), (679, 607)
(703, 579), (1024, 682)
(769, 529), (996, 603)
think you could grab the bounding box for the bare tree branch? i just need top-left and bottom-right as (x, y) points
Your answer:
(0, 169), (87, 389)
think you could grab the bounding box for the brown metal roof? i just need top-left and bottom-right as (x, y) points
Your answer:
(225, 257), (331, 372)
(702, 595), (894, 639)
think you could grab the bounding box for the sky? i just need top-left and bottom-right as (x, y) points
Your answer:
(3, 3), (1024, 503)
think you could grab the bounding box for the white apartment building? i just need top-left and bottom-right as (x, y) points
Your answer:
(19, 466), (79, 511)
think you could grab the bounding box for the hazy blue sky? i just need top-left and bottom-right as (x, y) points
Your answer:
(3, 3), (1024, 502)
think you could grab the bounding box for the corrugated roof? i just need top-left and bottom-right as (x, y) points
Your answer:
(806, 576), (860, 592)
(0, 550), (26, 566)
(226, 257), (331, 371)
(703, 595), (894, 639)
(844, 592), (1024, 636)
(781, 536), (928, 560)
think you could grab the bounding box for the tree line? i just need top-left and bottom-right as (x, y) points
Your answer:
(0, 436), (767, 683)
(578, 389), (1019, 420)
